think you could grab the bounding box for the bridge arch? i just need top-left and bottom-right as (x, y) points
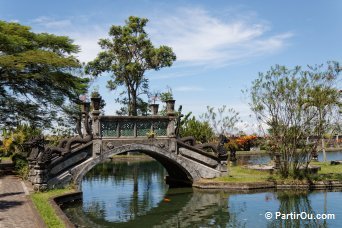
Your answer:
(73, 144), (201, 190)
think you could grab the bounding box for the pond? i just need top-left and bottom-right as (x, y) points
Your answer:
(62, 158), (342, 227)
(238, 151), (342, 165)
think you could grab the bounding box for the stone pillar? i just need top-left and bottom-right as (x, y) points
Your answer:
(81, 102), (90, 136)
(169, 138), (177, 153)
(149, 104), (159, 115)
(166, 99), (176, 115)
(28, 162), (37, 183)
(218, 160), (228, 174)
(32, 167), (48, 191)
(92, 140), (102, 157)
(91, 97), (101, 157)
(217, 154), (228, 173)
(91, 97), (101, 138)
(166, 99), (176, 138)
(167, 117), (176, 138)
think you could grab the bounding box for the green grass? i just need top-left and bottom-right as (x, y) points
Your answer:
(236, 150), (268, 155)
(31, 188), (74, 228)
(310, 161), (342, 181)
(215, 162), (342, 183)
(312, 161), (342, 174)
(215, 165), (273, 183)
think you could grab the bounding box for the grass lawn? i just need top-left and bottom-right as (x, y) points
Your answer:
(310, 161), (342, 181)
(31, 188), (74, 228)
(215, 162), (342, 183)
(214, 165), (273, 183)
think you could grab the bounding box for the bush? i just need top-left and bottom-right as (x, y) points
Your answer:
(12, 153), (29, 179)
(180, 117), (215, 143)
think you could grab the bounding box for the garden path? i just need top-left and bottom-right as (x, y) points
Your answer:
(0, 172), (45, 228)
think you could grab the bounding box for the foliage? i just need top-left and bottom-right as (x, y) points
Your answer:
(31, 188), (74, 228)
(85, 16), (176, 116)
(249, 62), (341, 177)
(224, 135), (259, 151)
(90, 86), (100, 98)
(146, 129), (156, 138)
(0, 124), (41, 156)
(225, 139), (239, 152)
(49, 103), (83, 137)
(201, 105), (241, 135)
(158, 87), (174, 116)
(12, 153), (29, 179)
(180, 116), (215, 143)
(235, 135), (258, 151)
(0, 124), (40, 178)
(0, 20), (89, 128)
(159, 87), (174, 102)
(115, 97), (148, 116)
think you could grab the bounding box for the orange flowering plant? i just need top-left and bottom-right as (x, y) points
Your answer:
(235, 135), (258, 151)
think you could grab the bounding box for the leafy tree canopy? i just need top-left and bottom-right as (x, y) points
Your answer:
(85, 16), (176, 116)
(180, 116), (215, 143)
(0, 20), (89, 128)
(249, 62), (341, 177)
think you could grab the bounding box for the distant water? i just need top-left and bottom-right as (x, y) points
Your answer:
(238, 151), (342, 165)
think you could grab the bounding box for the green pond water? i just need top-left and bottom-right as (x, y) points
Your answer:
(62, 158), (342, 227)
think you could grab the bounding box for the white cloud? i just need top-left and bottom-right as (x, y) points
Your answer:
(70, 27), (107, 63)
(31, 16), (72, 29)
(28, 7), (292, 66)
(30, 16), (107, 63)
(148, 8), (293, 67)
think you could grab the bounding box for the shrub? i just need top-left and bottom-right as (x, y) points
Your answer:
(12, 153), (29, 179)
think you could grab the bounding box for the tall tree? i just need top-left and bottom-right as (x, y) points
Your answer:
(85, 16), (176, 116)
(0, 20), (89, 128)
(249, 62), (340, 177)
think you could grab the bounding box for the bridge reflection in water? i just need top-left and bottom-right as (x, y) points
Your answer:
(62, 160), (342, 227)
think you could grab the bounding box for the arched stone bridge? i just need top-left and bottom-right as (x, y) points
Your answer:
(27, 100), (228, 191)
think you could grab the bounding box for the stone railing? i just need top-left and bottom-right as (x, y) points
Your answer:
(99, 116), (176, 138)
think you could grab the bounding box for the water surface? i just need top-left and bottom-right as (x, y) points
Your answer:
(238, 150), (342, 165)
(62, 158), (342, 227)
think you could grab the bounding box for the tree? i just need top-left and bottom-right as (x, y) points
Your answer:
(201, 105), (241, 136)
(85, 16), (176, 116)
(249, 62), (340, 177)
(180, 116), (215, 143)
(0, 21), (89, 129)
(115, 97), (148, 116)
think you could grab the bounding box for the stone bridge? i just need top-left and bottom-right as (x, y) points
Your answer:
(27, 99), (228, 191)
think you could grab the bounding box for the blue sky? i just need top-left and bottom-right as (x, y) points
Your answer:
(1, 0), (341, 133)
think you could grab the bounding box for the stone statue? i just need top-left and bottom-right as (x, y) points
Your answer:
(217, 134), (228, 156)
(26, 135), (45, 162)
